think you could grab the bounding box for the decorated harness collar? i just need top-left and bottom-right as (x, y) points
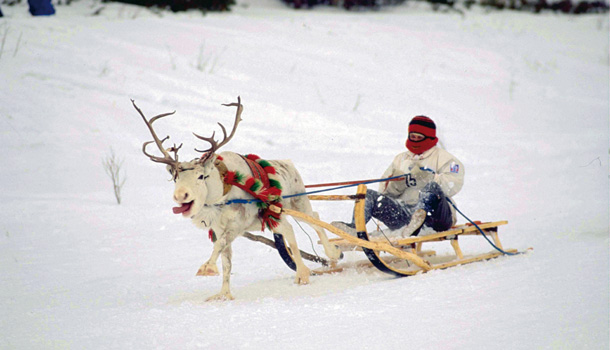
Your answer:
(214, 154), (283, 230)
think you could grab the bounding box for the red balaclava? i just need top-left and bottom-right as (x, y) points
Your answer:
(406, 116), (438, 154)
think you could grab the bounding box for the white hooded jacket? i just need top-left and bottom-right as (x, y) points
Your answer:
(379, 146), (464, 224)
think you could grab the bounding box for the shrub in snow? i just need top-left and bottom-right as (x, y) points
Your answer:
(279, 0), (608, 13)
(103, 0), (235, 12)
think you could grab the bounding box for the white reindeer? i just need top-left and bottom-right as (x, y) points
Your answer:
(132, 97), (342, 301)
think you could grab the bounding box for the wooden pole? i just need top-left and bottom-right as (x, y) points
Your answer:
(490, 230), (504, 250)
(281, 204), (432, 271)
(450, 239), (464, 259)
(353, 184), (368, 234)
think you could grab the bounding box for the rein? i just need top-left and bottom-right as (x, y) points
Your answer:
(221, 174), (409, 205)
(304, 177), (404, 188)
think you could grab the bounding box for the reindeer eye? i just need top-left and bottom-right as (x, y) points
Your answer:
(199, 175), (209, 180)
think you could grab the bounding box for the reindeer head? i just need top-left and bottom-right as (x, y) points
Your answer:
(132, 97), (243, 219)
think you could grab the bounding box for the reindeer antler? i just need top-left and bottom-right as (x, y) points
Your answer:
(131, 99), (183, 177)
(194, 96), (243, 163)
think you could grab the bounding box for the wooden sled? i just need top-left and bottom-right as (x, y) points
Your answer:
(274, 184), (521, 277)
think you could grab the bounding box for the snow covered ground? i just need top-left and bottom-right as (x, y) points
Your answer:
(1, 1), (608, 348)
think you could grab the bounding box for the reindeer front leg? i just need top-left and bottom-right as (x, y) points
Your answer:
(196, 236), (225, 276)
(200, 227), (240, 301)
(206, 244), (234, 301)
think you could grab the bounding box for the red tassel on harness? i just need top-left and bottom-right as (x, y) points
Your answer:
(260, 202), (282, 231)
(263, 166), (276, 174)
(224, 171), (236, 184)
(244, 177), (256, 190)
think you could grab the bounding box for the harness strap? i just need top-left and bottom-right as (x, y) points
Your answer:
(240, 155), (270, 188)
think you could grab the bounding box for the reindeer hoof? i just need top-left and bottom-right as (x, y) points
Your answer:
(295, 275), (310, 285)
(196, 264), (219, 276)
(329, 245), (343, 260)
(206, 292), (235, 301)
(295, 269), (310, 285)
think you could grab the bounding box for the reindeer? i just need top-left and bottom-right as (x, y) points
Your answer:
(132, 97), (342, 301)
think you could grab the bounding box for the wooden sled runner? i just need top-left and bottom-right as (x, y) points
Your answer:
(273, 184), (520, 277)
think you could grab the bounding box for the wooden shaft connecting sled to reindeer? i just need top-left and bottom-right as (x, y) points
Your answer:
(281, 185), (432, 272)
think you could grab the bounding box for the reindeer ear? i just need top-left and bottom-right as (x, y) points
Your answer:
(166, 164), (173, 174)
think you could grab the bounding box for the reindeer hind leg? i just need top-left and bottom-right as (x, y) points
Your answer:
(290, 197), (342, 262)
(274, 220), (310, 285)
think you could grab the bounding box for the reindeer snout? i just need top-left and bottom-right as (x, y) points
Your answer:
(173, 188), (191, 203)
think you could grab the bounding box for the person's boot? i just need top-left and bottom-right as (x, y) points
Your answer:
(400, 209), (427, 237)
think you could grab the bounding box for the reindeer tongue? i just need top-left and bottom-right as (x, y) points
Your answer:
(172, 202), (193, 214)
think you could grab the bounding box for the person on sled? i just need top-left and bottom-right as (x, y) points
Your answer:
(332, 116), (464, 237)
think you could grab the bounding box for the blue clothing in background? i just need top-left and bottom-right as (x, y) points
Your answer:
(28, 0), (55, 16)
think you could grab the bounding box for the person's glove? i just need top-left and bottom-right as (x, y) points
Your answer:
(406, 163), (435, 188)
(383, 176), (407, 197)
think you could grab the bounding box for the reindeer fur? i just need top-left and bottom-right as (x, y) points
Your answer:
(170, 152), (341, 301)
(134, 98), (340, 301)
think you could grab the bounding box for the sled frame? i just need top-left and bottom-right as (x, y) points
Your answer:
(279, 184), (517, 276)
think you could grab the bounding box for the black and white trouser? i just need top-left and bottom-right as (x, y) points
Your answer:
(361, 182), (454, 233)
